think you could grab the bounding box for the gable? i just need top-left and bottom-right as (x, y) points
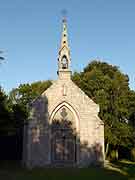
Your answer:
(41, 79), (99, 116)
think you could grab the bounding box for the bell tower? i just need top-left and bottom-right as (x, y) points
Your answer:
(58, 18), (71, 80)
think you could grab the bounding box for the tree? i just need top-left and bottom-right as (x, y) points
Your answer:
(9, 80), (52, 130)
(5, 80), (52, 159)
(127, 90), (135, 127)
(0, 87), (12, 136)
(9, 80), (52, 106)
(72, 60), (134, 159)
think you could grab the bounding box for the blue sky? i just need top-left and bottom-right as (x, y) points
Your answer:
(0, 0), (135, 92)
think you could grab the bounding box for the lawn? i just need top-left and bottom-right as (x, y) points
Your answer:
(0, 160), (135, 180)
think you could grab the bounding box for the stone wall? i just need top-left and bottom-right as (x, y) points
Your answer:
(23, 77), (104, 167)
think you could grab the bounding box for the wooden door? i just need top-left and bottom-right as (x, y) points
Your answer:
(51, 128), (76, 164)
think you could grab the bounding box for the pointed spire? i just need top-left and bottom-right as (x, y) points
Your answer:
(57, 17), (71, 80)
(60, 18), (69, 49)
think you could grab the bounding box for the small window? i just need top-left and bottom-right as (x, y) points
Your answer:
(62, 56), (68, 69)
(64, 34), (66, 37)
(63, 41), (66, 44)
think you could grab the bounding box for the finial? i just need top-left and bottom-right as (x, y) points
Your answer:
(61, 9), (68, 22)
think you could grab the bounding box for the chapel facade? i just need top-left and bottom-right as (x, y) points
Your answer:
(23, 18), (104, 167)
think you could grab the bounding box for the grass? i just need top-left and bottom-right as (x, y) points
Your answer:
(106, 160), (135, 180)
(0, 160), (135, 180)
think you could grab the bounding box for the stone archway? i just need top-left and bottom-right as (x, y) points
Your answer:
(50, 102), (79, 165)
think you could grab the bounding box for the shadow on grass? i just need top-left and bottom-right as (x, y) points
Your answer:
(110, 160), (135, 180)
(0, 160), (131, 180)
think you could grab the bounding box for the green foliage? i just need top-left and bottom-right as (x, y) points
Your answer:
(72, 60), (135, 157)
(109, 150), (118, 162)
(9, 80), (52, 106)
(0, 87), (13, 135)
(0, 81), (52, 136)
(10, 80), (52, 129)
(127, 90), (135, 128)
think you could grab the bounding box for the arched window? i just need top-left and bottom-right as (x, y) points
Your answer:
(51, 105), (76, 163)
(61, 56), (68, 69)
(51, 106), (74, 130)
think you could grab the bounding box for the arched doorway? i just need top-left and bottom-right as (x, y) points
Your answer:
(50, 103), (78, 165)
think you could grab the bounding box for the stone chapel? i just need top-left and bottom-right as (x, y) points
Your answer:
(23, 18), (104, 167)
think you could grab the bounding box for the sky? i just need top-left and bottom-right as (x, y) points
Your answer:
(0, 0), (135, 92)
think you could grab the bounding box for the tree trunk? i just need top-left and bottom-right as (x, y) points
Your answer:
(115, 149), (118, 160)
(105, 142), (109, 159)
